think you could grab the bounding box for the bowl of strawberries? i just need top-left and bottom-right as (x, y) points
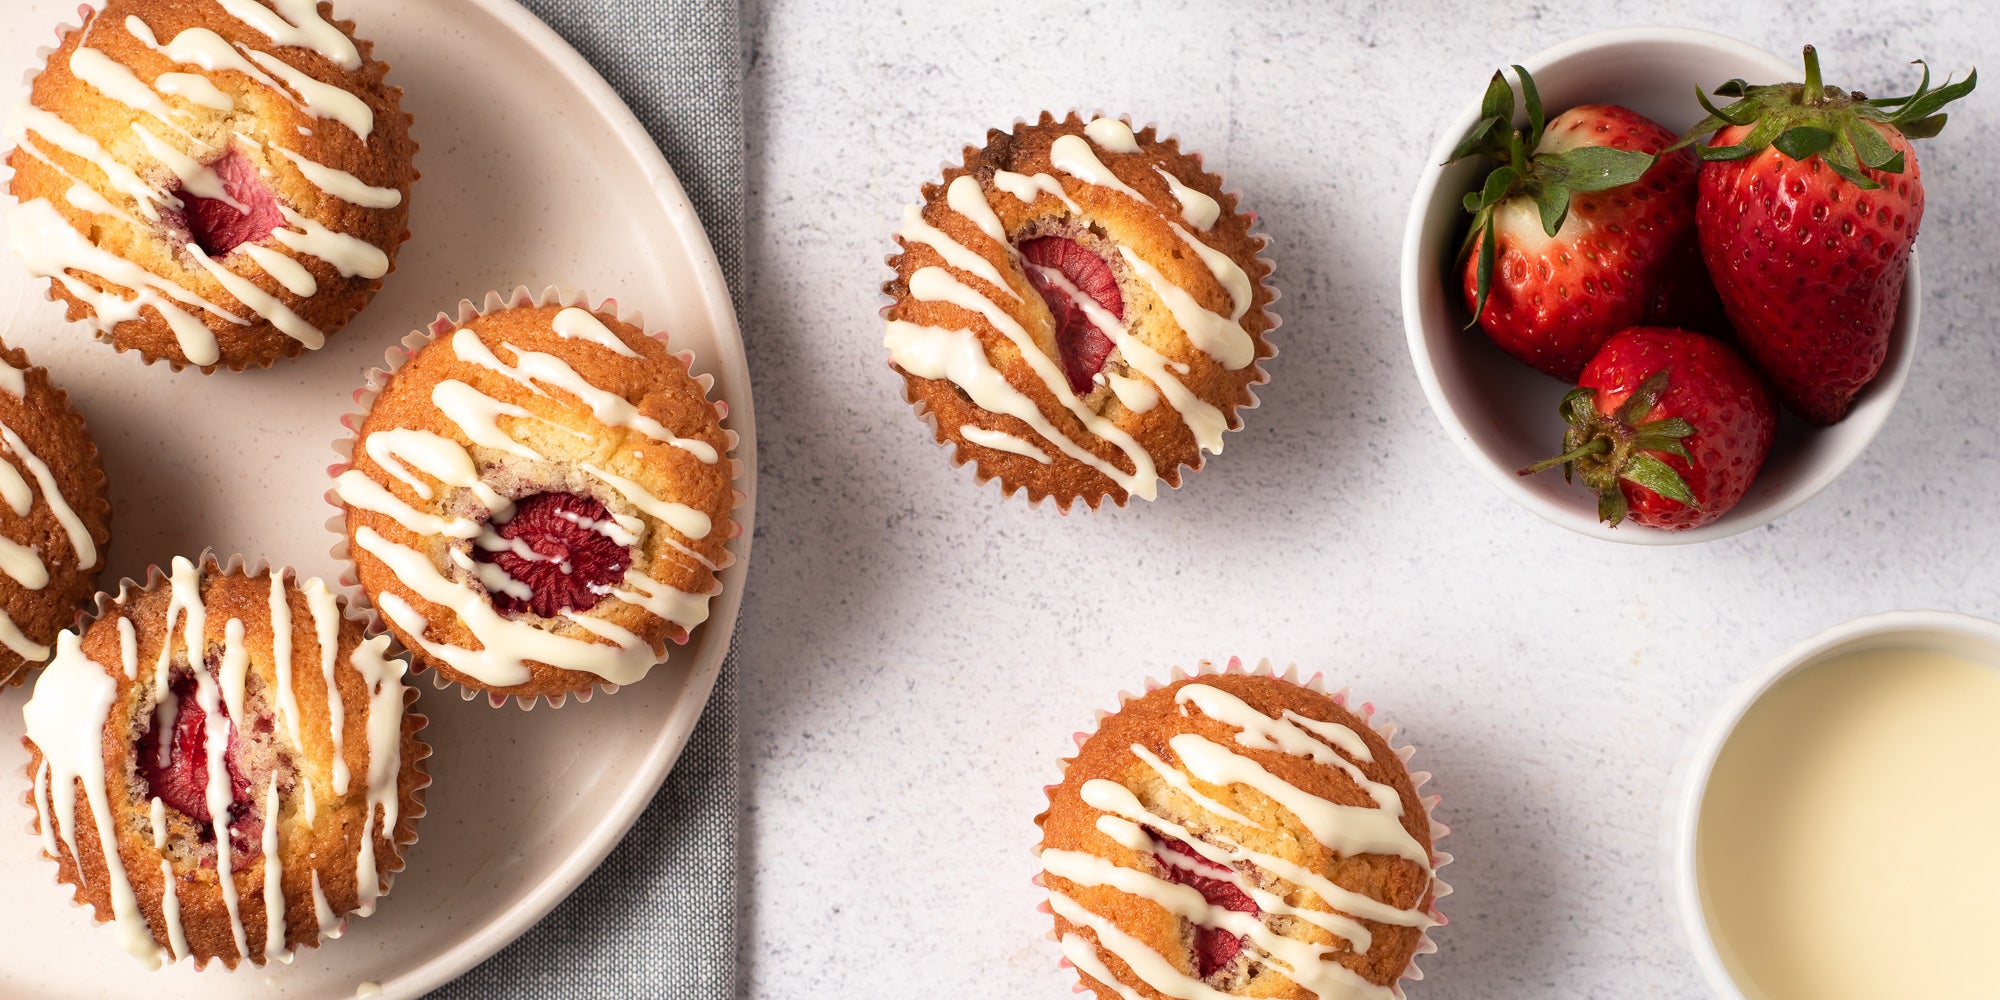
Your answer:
(1402, 26), (1972, 543)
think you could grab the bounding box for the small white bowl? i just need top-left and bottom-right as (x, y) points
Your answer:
(1669, 611), (2000, 997)
(1399, 26), (1921, 545)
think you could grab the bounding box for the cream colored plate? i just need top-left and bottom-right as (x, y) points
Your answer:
(0, 0), (755, 996)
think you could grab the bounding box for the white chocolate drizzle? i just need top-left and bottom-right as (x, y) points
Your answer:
(897, 203), (1019, 301)
(22, 558), (410, 967)
(24, 632), (165, 967)
(1156, 166), (1221, 231)
(69, 47), (175, 123)
(959, 425), (1050, 464)
(260, 777), (291, 963)
(945, 173), (1007, 243)
(1083, 117), (1141, 153)
(272, 146), (402, 209)
(991, 169), (1081, 213)
(155, 72), (235, 111)
(1049, 134), (1148, 202)
(0, 390), (101, 660)
(550, 306), (639, 357)
(217, 0), (363, 70)
(1043, 682), (1435, 1000)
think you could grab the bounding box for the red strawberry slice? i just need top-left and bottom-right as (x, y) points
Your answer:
(476, 492), (632, 618)
(1157, 837), (1258, 979)
(1018, 236), (1121, 395)
(139, 672), (250, 829)
(173, 148), (284, 257)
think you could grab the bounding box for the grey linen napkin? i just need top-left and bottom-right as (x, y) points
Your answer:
(427, 1), (745, 996)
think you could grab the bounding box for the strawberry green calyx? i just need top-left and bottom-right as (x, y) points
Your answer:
(1449, 66), (1658, 327)
(1672, 45), (1977, 188)
(1519, 371), (1699, 526)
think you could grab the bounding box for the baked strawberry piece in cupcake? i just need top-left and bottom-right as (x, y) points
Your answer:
(6, 0), (414, 371)
(334, 292), (738, 705)
(21, 556), (427, 969)
(883, 112), (1276, 509)
(1038, 671), (1444, 998)
(0, 340), (110, 687)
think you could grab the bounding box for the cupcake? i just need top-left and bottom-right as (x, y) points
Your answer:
(20, 555), (428, 969)
(0, 341), (111, 687)
(5, 0), (415, 371)
(1037, 668), (1444, 998)
(332, 290), (738, 706)
(882, 112), (1275, 509)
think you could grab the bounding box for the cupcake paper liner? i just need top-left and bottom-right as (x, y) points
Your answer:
(17, 548), (432, 968)
(5, 4), (416, 374)
(1033, 655), (1450, 996)
(0, 337), (112, 688)
(325, 284), (747, 711)
(882, 109), (1281, 513)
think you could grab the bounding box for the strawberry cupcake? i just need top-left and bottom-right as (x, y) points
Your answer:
(332, 289), (739, 706)
(0, 341), (111, 687)
(21, 556), (428, 969)
(1037, 666), (1447, 998)
(6, 0), (415, 371)
(883, 112), (1276, 509)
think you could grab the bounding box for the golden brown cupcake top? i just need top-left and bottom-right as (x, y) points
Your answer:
(6, 0), (414, 370)
(1038, 672), (1437, 999)
(21, 556), (427, 969)
(0, 340), (110, 687)
(335, 297), (737, 704)
(883, 112), (1275, 509)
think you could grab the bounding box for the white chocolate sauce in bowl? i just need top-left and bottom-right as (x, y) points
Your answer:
(1695, 643), (2000, 999)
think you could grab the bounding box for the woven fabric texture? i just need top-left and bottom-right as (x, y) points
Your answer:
(430, 0), (745, 996)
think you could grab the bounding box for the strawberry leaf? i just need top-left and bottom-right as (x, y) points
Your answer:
(1480, 70), (1514, 126)
(1447, 115), (1506, 163)
(1598, 490), (1629, 526)
(1772, 125), (1835, 161)
(1515, 65), (1545, 145)
(1623, 452), (1700, 509)
(1847, 123), (1903, 171)
(1899, 113), (1950, 139)
(1821, 130), (1878, 189)
(1467, 222), (1497, 329)
(1533, 184), (1570, 237)
(1545, 146), (1655, 192)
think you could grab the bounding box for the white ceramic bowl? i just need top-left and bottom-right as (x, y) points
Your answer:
(1669, 611), (2000, 997)
(1400, 27), (1921, 545)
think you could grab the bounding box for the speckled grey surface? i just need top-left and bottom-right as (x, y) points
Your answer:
(733, 1), (1998, 998)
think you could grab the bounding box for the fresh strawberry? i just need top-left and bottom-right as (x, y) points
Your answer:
(1019, 236), (1120, 394)
(1679, 47), (1975, 423)
(1451, 66), (1714, 379)
(1521, 327), (1776, 530)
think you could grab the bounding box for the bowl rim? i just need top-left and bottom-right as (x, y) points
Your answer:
(1669, 610), (2000, 997)
(1398, 25), (1922, 546)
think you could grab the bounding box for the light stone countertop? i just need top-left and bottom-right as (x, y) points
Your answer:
(733, 1), (2000, 997)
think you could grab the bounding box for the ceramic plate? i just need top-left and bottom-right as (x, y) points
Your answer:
(0, 0), (755, 996)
